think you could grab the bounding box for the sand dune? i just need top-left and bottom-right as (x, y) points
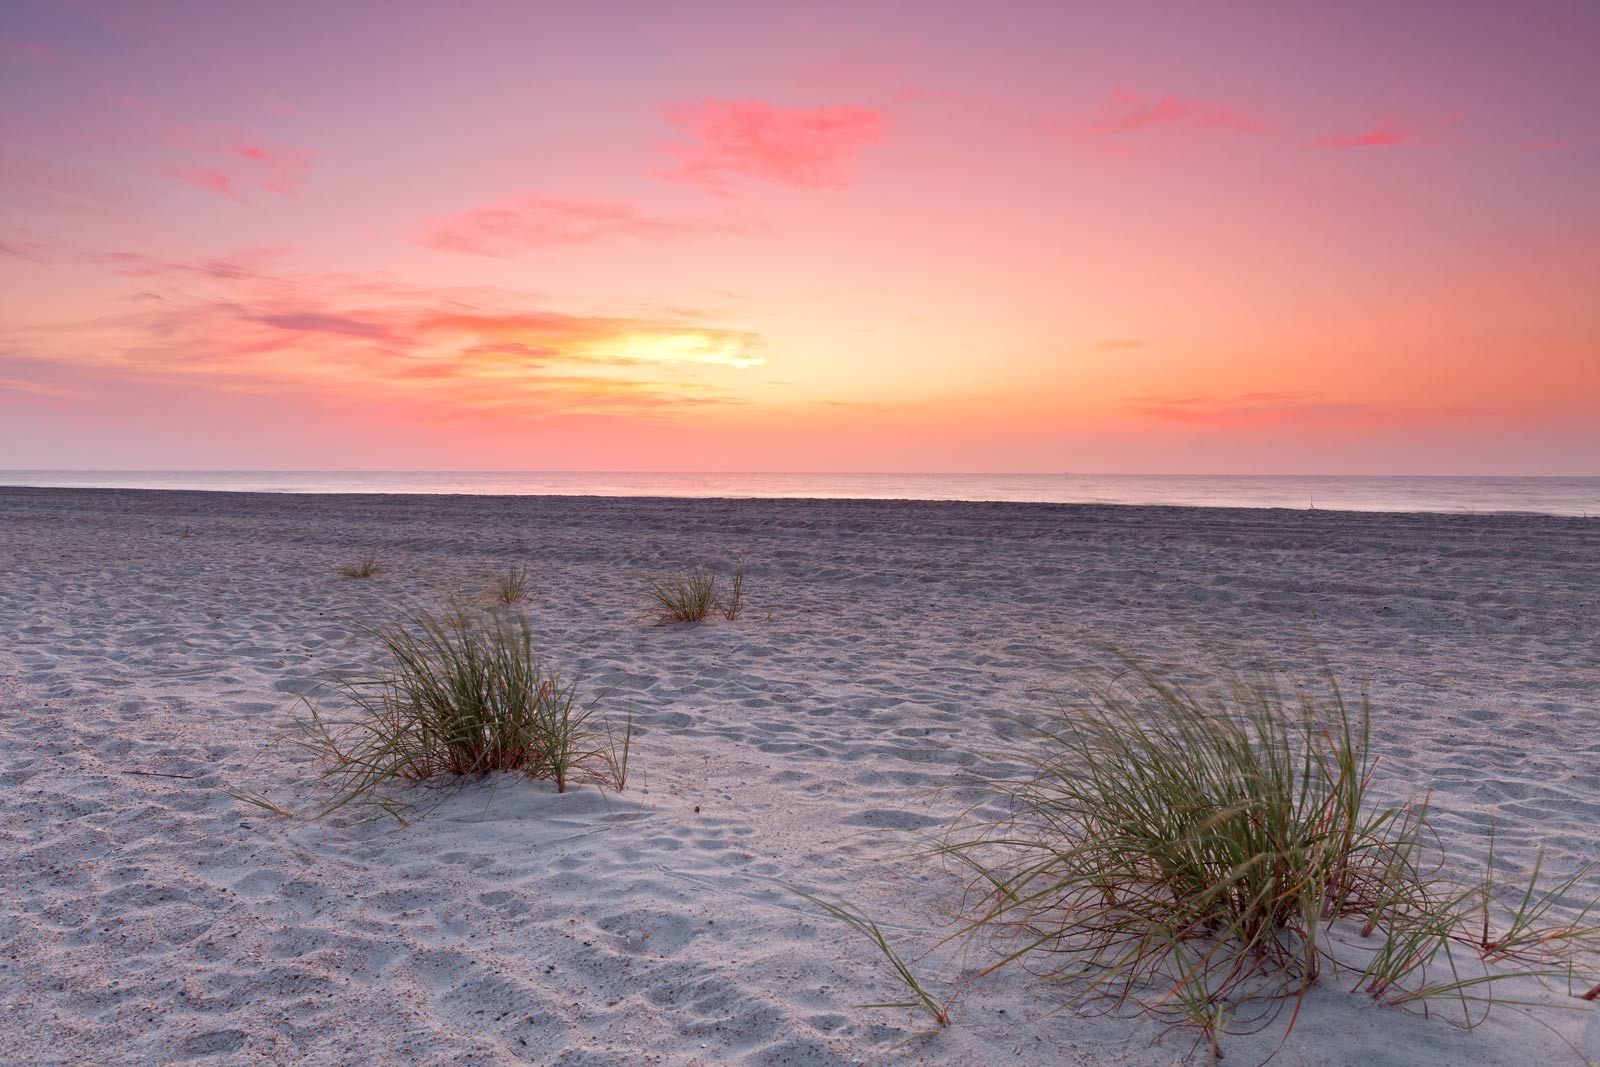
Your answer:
(2, 488), (1597, 1065)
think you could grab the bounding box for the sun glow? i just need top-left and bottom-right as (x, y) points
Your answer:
(599, 331), (765, 370)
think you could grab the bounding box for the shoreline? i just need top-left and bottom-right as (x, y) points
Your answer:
(2, 482), (1595, 523)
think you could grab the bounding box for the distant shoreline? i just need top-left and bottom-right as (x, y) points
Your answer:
(1, 481), (1594, 521)
(3, 471), (1598, 518)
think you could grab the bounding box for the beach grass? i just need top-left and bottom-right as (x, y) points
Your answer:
(339, 550), (383, 579)
(646, 569), (718, 624)
(646, 562), (749, 624)
(495, 564), (531, 605)
(295, 604), (627, 818)
(720, 559), (746, 620)
(940, 659), (1600, 1054)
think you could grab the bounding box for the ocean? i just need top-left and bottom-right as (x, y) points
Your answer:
(1, 471), (1596, 516)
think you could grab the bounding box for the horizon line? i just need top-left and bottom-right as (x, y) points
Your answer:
(2, 469), (1598, 479)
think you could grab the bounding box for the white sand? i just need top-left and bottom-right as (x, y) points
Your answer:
(1, 488), (1597, 1066)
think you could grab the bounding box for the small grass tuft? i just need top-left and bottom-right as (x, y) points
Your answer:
(495, 564), (531, 605)
(339, 550), (383, 579)
(646, 569), (718, 624)
(295, 604), (627, 818)
(940, 658), (1600, 1054)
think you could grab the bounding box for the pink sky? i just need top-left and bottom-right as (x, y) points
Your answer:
(2, 1), (1596, 473)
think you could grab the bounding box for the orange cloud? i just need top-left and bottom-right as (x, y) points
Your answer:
(1, 256), (764, 422)
(418, 196), (756, 255)
(658, 99), (886, 192)
(416, 310), (764, 368)
(254, 311), (399, 340)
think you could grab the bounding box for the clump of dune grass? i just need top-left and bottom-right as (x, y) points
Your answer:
(941, 660), (1600, 1055)
(339, 550), (383, 579)
(646, 569), (718, 624)
(295, 605), (629, 820)
(646, 562), (751, 624)
(494, 564), (531, 605)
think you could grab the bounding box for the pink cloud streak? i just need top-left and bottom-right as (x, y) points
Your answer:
(1315, 124), (1412, 148)
(418, 196), (756, 256)
(1051, 89), (1269, 159)
(658, 99), (886, 192)
(1085, 89), (1266, 137)
(161, 166), (243, 201)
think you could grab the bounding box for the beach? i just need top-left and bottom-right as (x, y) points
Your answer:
(2, 487), (1597, 1066)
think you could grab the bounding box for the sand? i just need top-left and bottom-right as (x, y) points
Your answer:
(1, 487), (1597, 1066)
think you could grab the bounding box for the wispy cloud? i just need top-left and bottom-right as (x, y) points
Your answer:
(230, 143), (312, 195)
(161, 143), (311, 201)
(418, 196), (757, 255)
(253, 311), (399, 339)
(161, 165), (242, 201)
(0, 227), (55, 261)
(657, 99), (886, 192)
(1087, 90), (1265, 137)
(0, 154), (140, 218)
(1315, 123), (1411, 148)
(1055, 89), (1268, 158)
(1096, 339), (1146, 352)
(0, 376), (75, 407)
(110, 98), (315, 202)
(1124, 392), (1368, 426)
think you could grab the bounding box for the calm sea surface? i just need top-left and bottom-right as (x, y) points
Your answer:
(2, 471), (1596, 516)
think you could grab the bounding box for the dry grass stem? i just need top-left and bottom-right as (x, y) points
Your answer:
(785, 885), (954, 1029)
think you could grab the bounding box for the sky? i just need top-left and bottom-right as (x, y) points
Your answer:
(1, 0), (1596, 474)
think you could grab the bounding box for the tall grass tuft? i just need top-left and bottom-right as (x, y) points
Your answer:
(719, 559), (746, 620)
(495, 564), (531, 605)
(941, 660), (1600, 1054)
(646, 569), (718, 624)
(296, 605), (628, 818)
(339, 550), (383, 579)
